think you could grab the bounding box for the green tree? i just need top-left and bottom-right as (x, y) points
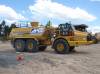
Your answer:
(9, 23), (16, 33)
(10, 23), (16, 28)
(4, 25), (10, 37)
(0, 20), (6, 36)
(1, 20), (6, 26)
(45, 20), (52, 28)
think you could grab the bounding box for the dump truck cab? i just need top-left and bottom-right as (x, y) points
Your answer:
(53, 23), (92, 45)
(52, 23), (93, 54)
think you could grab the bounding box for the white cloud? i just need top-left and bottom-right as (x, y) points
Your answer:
(29, 0), (96, 22)
(88, 26), (100, 34)
(0, 5), (26, 23)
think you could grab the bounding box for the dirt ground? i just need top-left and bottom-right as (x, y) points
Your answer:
(0, 41), (100, 74)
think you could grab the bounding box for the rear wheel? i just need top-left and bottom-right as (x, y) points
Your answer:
(15, 39), (25, 52)
(39, 46), (47, 51)
(26, 39), (39, 52)
(53, 39), (70, 54)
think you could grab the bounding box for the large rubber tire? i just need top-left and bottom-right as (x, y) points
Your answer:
(53, 39), (70, 54)
(15, 39), (25, 52)
(26, 39), (39, 52)
(39, 46), (47, 51)
(69, 46), (75, 52)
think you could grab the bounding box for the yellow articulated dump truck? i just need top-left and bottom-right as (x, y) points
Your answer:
(9, 22), (93, 54)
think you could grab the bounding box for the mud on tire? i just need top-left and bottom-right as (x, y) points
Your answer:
(26, 39), (39, 52)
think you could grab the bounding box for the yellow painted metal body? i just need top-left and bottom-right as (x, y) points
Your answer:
(9, 27), (54, 45)
(55, 30), (93, 47)
(9, 25), (93, 47)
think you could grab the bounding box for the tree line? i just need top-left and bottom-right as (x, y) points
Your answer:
(0, 20), (16, 40)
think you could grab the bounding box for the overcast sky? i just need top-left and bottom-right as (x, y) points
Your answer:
(0, 0), (100, 33)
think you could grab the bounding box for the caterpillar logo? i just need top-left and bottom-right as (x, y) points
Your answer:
(31, 28), (44, 34)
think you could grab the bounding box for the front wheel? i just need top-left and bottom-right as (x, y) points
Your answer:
(53, 39), (70, 54)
